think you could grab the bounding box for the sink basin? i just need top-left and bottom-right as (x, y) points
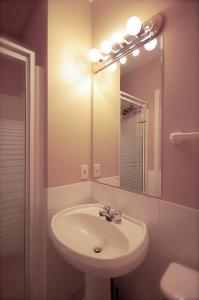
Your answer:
(50, 203), (149, 300)
(50, 203), (149, 277)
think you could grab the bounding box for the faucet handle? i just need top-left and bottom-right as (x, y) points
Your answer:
(103, 205), (111, 212)
(113, 210), (122, 223)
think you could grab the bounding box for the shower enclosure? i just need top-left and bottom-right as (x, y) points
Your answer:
(120, 91), (147, 193)
(0, 38), (35, 300)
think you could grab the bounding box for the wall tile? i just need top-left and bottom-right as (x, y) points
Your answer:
(191, 209), (199, 269)
(159, 200), (192, 237)
(147, 224), (160, 254)
(47, 181), (92, 218)
(129, 194), (159, 226)
(118, 252), (167, 300)
(159, 228), (192, 267)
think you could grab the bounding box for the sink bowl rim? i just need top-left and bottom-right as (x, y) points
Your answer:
(50, 203), (149, 263)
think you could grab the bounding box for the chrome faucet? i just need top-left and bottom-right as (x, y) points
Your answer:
(99, 205), (122, 223)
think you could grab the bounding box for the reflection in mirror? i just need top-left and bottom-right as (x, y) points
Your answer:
(120, 91), (147, 193)
(93, 36), (163, 197)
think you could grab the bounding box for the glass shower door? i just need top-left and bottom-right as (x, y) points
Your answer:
(0, 51), (26, 299)
(120, 98), (146, 193)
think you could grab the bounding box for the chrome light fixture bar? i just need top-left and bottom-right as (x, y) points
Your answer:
(92, 14), (164, 73)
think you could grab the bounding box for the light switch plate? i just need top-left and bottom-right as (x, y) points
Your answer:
(93, 164), (100, 178)
(81, 165), (88, 179)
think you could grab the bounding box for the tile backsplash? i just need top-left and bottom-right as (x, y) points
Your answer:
(47, 181), (92, 218)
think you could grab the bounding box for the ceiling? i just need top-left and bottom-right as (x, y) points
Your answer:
(0, 0), (34, 35)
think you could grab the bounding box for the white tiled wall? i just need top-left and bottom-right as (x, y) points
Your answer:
(47, 181), (92, 218)
(47, 181), (199, 300)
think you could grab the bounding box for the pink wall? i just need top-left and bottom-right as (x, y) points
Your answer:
(20, 0), (47, 67)
(91, 0), (199, 210)
(0, 57), (25, 96)
(0, 56), (25, 121)
(20, 0), (47, 190)
(121, 58), (161, 103)
(0, 0), (47, 67)
(161, 2), (199, 210)
(93, 66), (120, 178)
(47, 0), (91, 188)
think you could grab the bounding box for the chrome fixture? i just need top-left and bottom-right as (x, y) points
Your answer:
(93, 246), (103, 254)
(170, 131), (199, 144)
(99, 206), (122, 223)
(89, 13), (164, 73)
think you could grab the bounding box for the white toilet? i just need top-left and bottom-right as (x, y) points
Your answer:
(160, 263), (199, 300)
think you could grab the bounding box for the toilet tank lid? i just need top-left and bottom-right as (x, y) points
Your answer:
(160, 263), (199, 300)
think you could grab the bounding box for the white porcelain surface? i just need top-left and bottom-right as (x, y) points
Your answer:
(160, 263), (199, 300)
(50, 203), (149, 278)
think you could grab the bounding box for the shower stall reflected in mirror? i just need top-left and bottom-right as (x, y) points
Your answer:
(120, 91), (147, 193)
(0, 38), (35, 300)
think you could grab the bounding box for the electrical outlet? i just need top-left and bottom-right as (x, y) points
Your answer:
(81, 165), (88, 180)
(93, 164), (100, 177)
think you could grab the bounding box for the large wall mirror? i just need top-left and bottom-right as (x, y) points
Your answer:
(92, 35), (163, 197)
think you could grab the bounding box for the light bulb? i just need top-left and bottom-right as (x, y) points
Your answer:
(126, 16), (141, 36)
(89, 48), (101, 62)
(100, 41), (112, 54)
(132, 49), (140, 57)
(108, 62), (117, 72)
(144, 38), (157, 51)
(112, 32), (124, 44)
(120, 57), (127, 64)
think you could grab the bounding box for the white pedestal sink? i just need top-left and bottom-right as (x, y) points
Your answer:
(49, 204), (149, 300)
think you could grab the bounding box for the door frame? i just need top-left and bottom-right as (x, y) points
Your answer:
(0, 37), (35, 300)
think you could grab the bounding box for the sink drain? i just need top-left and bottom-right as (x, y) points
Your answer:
(93, 246), (102, 253)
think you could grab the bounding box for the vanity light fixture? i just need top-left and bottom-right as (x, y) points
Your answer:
(132, 49), (140, 57)
(120, 57), (127, 64)
(89, 48), (101, 63)
(100, 41), (112, 54)
(90, 14), (163, 73)
(144, 38), (158, 51)
(112, 32), (124, 45)
(108, 62), (118, 72)
(126, 16), (142, 36)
